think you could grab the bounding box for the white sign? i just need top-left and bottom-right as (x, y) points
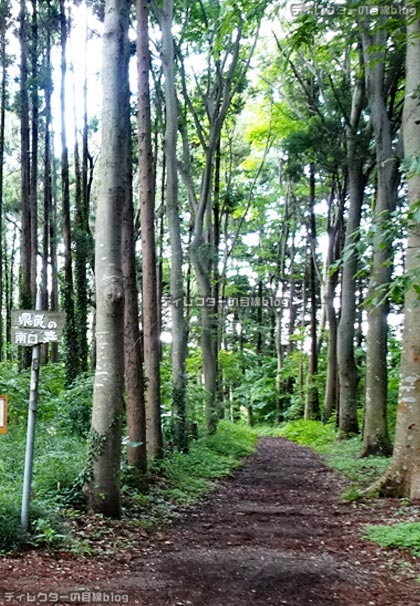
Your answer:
(11, 310), (66, 347)
(0, 395), (7, 434)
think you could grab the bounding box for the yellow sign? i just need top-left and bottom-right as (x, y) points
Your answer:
(0, 395), (7, 434)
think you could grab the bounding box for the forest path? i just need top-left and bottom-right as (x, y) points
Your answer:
(1, 437), (420, 606)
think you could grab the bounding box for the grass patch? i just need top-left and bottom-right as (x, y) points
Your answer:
(150, 421), (256, 504)
(1, 415), (256, 553)
(364, 522), (420, 556)
(255, 420), (390, 496)
(0, 421), (86, 552)
(122, 421), (257, 524)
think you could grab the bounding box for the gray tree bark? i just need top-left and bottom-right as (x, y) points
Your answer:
(156, 0), (189, 451)
(370, 4), (420, 498)
(87, 0), (129, 518)
(360, 26), (400, 456)
(337, 68), (367, 438)
(19, 0), (32, 369)
(137, 0), (163, 459)
(323, 184), (343, 422)
(304, 164), (320, 420)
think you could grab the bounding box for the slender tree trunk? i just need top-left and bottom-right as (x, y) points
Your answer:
(177, 20), (260, 434)
(337, 74), (366, 438)
(369, 5), (420, 497)
(304, 165), (320, 420)
(323, 185), (343, 421)
(87, 0), (129, 518)
(159, 0), (189, 452)
(60, 0), (77, 384)
(5, 226), (18, 359)
(360, 28), (399, 457)
(122, 142), (147, 475)
(19, 0), (32, 368)
(137, 0), (163, 459)
(30, 0), (38, 303)
(50, 152), (59, 363)
(191, 233), (218, 433)
(0, 18), (7, 360)
(73, 11), (91, 373)
(41, 19), (52, 364)
(73, 83), (89, 372)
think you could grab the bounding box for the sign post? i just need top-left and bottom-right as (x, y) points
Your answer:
(11, 296), (66, 533)
(21, 317), (41, 533)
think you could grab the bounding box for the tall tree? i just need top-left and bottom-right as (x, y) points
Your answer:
(60, 0), (78, 384)
(0, 0), (8, 360)
(30, 0), (38, 303)
(41, 14), (51, 314)
(304, 164), (320, 420)
(360, 21), (402, 456)
(87, 0), (130, 517)
(337, 58), (367, 438)
(73, 12), (92, 374)
(154, 0), (189, 452)
(41, 1), (53, 363)
(122, 155), (147, 474)
(178, 0), (263, 433)
(19, 0), (32, 331)
(137, 0), (163, 458)
(369, 2), (420, 498)
(322, 181), (343, 421)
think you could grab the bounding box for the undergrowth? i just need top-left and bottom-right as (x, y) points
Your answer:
(364, 522), (420, 556)
(123, 421), (257, 524)
(0, 408), (256, 553)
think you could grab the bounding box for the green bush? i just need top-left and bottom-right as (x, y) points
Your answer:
(0, 492), (69, 553)
(0, 493), (24, 552)
(274, 418), (337, 447)
(52, 373), (94, 436)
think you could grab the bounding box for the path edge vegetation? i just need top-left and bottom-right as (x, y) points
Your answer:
(271, 419), (420, 561)
(0, 421), (257, 555)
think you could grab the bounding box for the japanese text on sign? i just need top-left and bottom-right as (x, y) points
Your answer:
(11, 310), (66, 347)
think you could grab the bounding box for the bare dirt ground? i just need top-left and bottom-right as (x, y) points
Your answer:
(1, 437), (420, 606)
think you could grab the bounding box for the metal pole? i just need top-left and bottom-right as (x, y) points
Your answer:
(21, 290), (42, 533)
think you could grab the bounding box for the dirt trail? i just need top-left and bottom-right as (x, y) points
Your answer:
(1, 437), (420, 606)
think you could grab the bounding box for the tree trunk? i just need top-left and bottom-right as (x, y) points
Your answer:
(122, 141), (147, 475)
(19, 0), (32, 368)
(370, 4), (420, 498)
(50, 150), (59, 363)
(360, 27), (399, 457)
(337, 73), (366, 438)
(214, 141), (223, 418)
(74, 12), (92, 373)
(30, 0), (38, 304)
(158, 0), (189, 452)
(304, 165), (320, 420)
(323, 185), (343, 421)
(0, 17), (7, 360)
(137, 0), (163, 459)
(60, 0), (77, 384)
(41, 17), (52, 364)
(87, 0), (129, 518)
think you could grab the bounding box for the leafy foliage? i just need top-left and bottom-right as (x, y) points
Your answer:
(364, 522), (420, 556)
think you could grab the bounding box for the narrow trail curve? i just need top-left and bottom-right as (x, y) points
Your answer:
(1, 438), (420, 606)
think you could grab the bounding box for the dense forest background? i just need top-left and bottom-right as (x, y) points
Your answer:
(0, 0), (420, 543)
